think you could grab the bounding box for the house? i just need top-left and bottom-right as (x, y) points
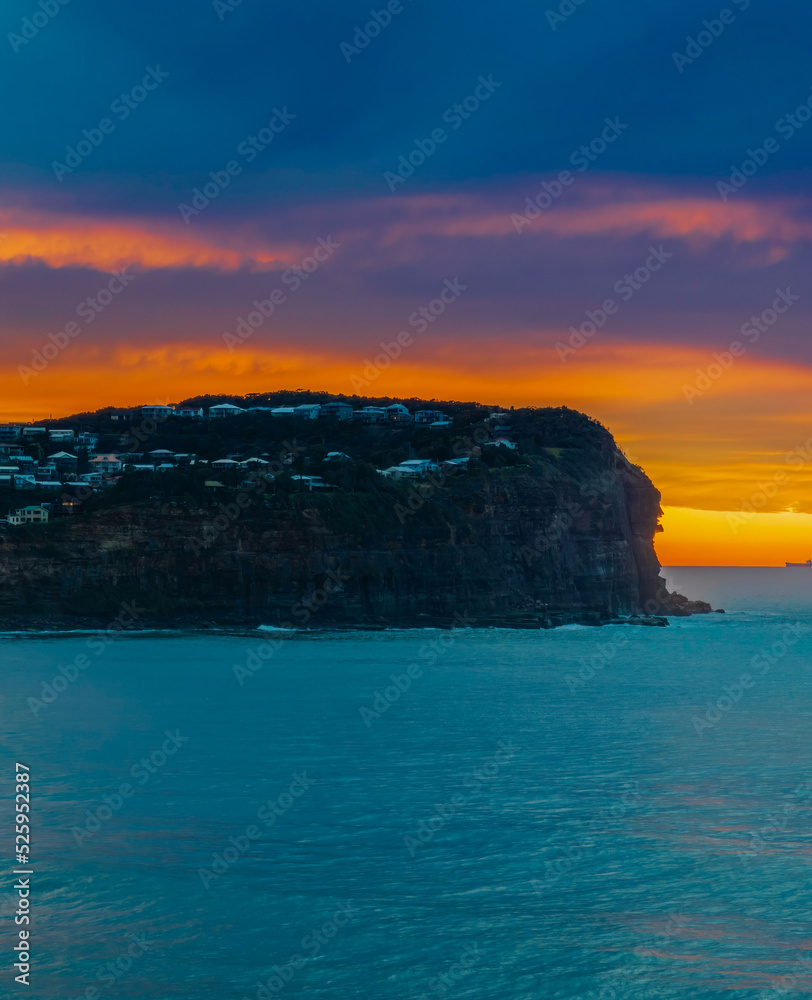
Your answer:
(141, 405), (175, 419)
(240, 457), (269, 468)
(75, 432), (99, 452)
(414, 410), (447, 424)
(319, 402), (354, 421)
(324, 452), (352, 462)
(246, 406), (273, 413)
(492, 438), (518, 450)
(148, 449), (176, 461)
(0, 465), (20, 476)
(378, 465), (421, 481)
(49, 429), (75, 443)
(155, 463), (175, 472)
(271, 407), (296, 418)
(204, 481), (227, 492)
(211, 458), (241, 471)
(90, 454), (123, 474)
(58, 497), (84, 515)
(355, 406), (388, 424)
(385, 403), (412, 424)
(292, 404), (321, 420)
(0, 424), (23, 442)
(430, 419), (453, 428)
(14, 476), (38, 490)
(80, 472), (104, 484)
(442, 457), (471, 470)
(35, 481), (63, 490)
(48, 451), (78, 474)
(22, 427), (46, 439)
(291, 475), (336, 491)
(399, 459), (441, 475)
(209, 403), (247, 418)
(175, 407), (204, 418)
(8, 505), (50, 525)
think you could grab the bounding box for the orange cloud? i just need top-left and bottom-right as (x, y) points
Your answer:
(0, 206), (299, 273)
(384, 190), (812, 253)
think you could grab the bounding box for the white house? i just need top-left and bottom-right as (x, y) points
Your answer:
(319, 402), (354, 421)
(8, 505), (50, 525)
(381, 466), (415, 481)
(492, 437), (518, 450)
(399, 459), (441, 475)
(80, 472), (104, 484)
(22, 427), (47, 438)
(271, 407), (296, 418)
(292, 404), (321, 419)
(209, 403), (247, 418)
(141, 405), (175, 419)
(385, 403), (412, 424)
(49, 429), (75, 442)
(211, 458), (241, 471)
(324, 452), (352, 462)
(175, 407), (204, 418)
(356, 407), (388, 424)
(90, 454), (123, 474)
(75, 432), (99, 453)
(414, 410), (447, 424)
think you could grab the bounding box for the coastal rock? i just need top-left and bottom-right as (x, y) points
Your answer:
(0, 409), (712, 630)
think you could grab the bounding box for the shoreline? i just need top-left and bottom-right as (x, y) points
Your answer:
(0, 610), (724, 636)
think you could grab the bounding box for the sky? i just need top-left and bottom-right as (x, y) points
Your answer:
(2, 0), (812, 564)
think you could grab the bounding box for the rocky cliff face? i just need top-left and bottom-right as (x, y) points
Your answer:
(0, 449), (706, 630)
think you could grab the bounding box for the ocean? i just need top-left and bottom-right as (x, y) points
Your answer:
(3, 567), (812, 999)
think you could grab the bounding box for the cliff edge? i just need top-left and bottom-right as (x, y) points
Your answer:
(0, 401), (710, 629)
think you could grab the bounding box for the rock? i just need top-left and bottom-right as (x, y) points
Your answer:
(0, 408), (713, 630)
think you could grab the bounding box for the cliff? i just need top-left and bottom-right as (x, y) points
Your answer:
(0, 405), (709, 629)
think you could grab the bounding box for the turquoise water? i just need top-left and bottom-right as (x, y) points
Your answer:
(3, 568), (812, 998)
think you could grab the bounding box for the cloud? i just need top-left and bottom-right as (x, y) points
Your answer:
(0, 204), (301, 273)
(378, 185), (812, 255)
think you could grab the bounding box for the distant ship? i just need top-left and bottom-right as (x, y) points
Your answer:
(786, 558), (812, 567)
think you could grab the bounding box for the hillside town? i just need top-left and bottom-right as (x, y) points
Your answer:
(0, 399), (518, 526)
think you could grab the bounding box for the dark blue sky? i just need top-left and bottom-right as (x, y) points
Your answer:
(4, 0), (811, 205)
